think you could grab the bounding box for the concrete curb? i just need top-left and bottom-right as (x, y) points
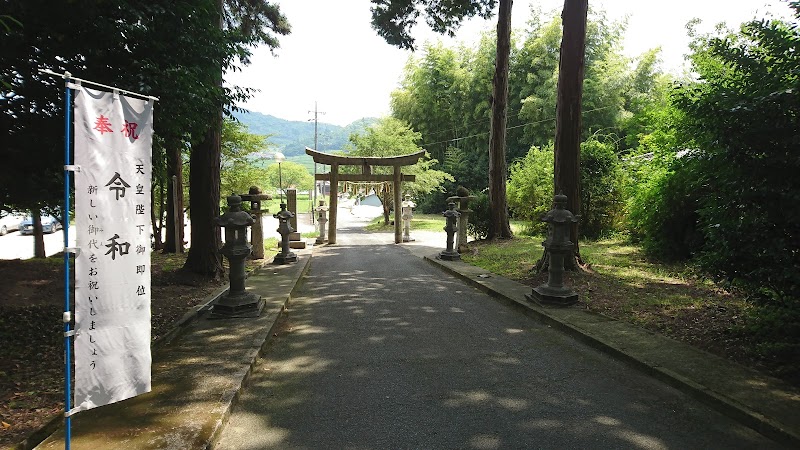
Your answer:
(202, 254), (313, 450)
(423, 254), (800, 448)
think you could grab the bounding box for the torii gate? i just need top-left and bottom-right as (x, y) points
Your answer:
(306, 147), (424, 245)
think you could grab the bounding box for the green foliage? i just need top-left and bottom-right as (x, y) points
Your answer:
(347, 117), (454, 197)
(370, 0), (496, 50)
(220, 119), (273, 199)
(626, 154), (703, 260)
(671, 7), (800, 301)
(507, 138), (623, 239)
(0, 0), (289, 216)
(391, 40), (491, 193)
(507, 145), (554, 235)
(265, 161), (314, 195)
(391, 8), (663, 203)
(579, 137), (624, 238)
(622, 79), (693, 258)
(466, 192), (491, 240)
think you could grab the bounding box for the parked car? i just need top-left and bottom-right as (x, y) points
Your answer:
(19, 215), (61, 235)
(0, 211), (25, 235)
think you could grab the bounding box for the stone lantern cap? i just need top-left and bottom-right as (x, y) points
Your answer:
(240, 185), (272, 202)
(542, 194), (578, 224)
(274, 203), (295, 220)
(215, 194), (255, 227)
(447, 186), (476, 211)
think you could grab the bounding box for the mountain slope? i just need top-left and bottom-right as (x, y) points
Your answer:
(231, 110), (376, 157)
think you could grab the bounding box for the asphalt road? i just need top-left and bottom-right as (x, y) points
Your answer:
(217, 210), (779, 450)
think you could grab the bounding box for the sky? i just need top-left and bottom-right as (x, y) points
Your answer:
(225, 0), (794, 127)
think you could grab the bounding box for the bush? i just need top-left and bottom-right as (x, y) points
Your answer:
(506, 145), (553, 235)
(626, 154), (704, 260)
(579, 138), (624, 239)
(414, 189), (450, 214)
(507, 139), (624, 239)
(671, 11), (800, 301)
(466, 192), (490, 240)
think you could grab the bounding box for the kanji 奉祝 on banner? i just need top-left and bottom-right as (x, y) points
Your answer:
(72, 86), (153, 412)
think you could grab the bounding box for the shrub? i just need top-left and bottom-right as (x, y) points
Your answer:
(507, 138), (624, 239)
(626, 153), (704, 260)
(506, 145), (553, 235)
(466, 192), (490, 240)
(579, 138), (624, 239)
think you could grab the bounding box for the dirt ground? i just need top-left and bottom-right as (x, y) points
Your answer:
(0, 254), (227, 448)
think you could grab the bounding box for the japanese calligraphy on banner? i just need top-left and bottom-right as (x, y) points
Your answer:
(73, 86), (153, 412)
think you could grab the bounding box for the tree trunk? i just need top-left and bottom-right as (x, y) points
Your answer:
(163, 140), (184, 253)
(487, 0), (513, 240)
(151, 176), (164, 251)
(554, 0), (588, 266)
(184, 113), (224, 278)
(185, 0), (224, 278)
(382, 184), (391, 225)
(32, 209), (45, 258)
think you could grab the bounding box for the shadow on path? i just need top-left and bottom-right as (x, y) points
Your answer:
(216, 216), (777, 449)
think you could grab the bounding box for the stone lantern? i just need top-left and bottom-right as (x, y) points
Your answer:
(273, 203), (297, 264)
(212, 194), (264, 317)
(401, 194), (416, 242)
(240, 185), (271, 260)
(526, 194), (579, 307)
(446, 186), (477, 253)
(439, 202), (461, 261)
(315, 200), (328, 245)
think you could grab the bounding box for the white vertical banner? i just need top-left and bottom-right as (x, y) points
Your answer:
(73, 86), (153, 412)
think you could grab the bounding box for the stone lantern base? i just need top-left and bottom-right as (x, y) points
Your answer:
(211, 291), (265, 318)
(526, 285), (578, 307)
(438, 250), (461, 261)
(272, 252), (297, 264)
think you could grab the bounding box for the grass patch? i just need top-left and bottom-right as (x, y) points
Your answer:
(264, 236), (278, 251)
(364, 214), (445, 232)
(262, 194), (315, 215)
(151, 251), (188, 272)
(462, 235), (543, 280)
(460, 235), (798, 385)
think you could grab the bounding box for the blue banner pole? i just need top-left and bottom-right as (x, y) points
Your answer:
(62, 72), (73, 450)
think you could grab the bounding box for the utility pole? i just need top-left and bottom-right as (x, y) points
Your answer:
(308, 101), (326, 223)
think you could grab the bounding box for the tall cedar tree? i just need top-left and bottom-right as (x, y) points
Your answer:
(371, 0), (515, 231)
(552, 0), (588, 266)
(184, 0), (290, 277)
(487, 0), (513, 239)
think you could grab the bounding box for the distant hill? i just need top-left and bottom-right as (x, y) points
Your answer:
(231, 110), (377, 157)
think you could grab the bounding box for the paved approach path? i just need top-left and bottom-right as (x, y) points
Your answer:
(217, 209), (778, 449)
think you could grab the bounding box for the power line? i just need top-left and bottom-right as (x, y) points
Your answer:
(418, 109), (528, 139)
(418, 105), (616, 149)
